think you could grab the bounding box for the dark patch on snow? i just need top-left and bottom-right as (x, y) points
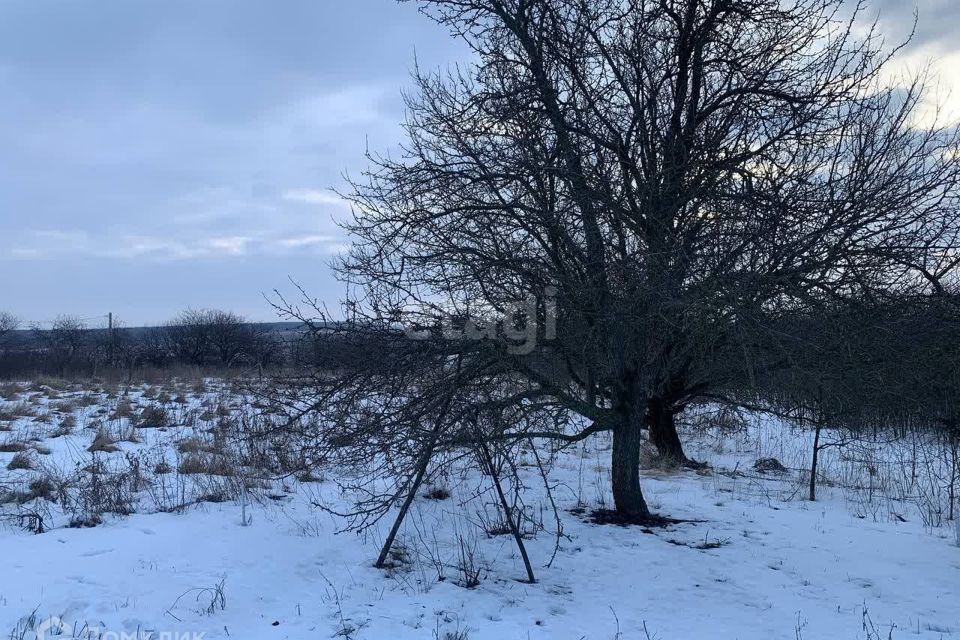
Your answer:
(572, 507), (699, 528)
(753, 457), (788, 473)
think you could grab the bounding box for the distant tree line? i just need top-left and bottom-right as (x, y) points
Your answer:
(0, 309), (315, 379)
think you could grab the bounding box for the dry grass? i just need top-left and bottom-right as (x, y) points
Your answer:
(0, 477), (56, 505)
(0, 441), (28, 453)
(88, 429), (120, 454)
(111, 397), (136, 419)
(7, 451), (34, 470)
(77, 392), (100, 408)
(177, 437), (209, 454)
(51, 398), (80, 414)
(137, 404), (170, 428)
(0, 402), (36, 422)
(27, 477), (55, 501)
(50, 415), (77, 438)
(0, 382), (22, 401)
(116, 423), (142, 443)
(178, 453), (235, 477)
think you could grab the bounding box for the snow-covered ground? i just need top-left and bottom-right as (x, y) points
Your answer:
(0, 379), (957, 640)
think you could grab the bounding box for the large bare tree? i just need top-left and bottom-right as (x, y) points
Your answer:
(286, 0), (960, 522)
(164, 309), (267, 368)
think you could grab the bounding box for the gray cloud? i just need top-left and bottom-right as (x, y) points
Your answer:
(869, 0), (960, 51)
(0, 1), (465, 323)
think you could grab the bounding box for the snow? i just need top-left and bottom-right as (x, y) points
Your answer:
(0, 381), (957, 639)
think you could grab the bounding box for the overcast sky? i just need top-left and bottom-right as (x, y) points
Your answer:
(0, 0), (955, 326)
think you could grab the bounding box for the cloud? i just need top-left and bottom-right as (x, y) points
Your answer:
(206, 236), (251, 256)
(845, 1), (960, 126)
(1, 228), (347, 262)
(883, 47), (960, 126)
(870, 0), (960, 51)
(0, 0), (469, 322)
(275, 234), (338, 248)
(281, 189), (349, 207)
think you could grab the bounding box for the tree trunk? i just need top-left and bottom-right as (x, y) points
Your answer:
(478, 440), (536, 583)
(647, 397), (688, 464)
(809, 421), (822, 502)
(611, 405), (651, 519)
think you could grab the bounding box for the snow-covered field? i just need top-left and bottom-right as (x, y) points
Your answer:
(0, 379), (957, 640)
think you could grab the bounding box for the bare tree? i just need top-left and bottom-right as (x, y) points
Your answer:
(163, 309), (263, 368)
(0, 312), (19, 342)
(32, 315), (89, 376)
(283, 0), (960, 522)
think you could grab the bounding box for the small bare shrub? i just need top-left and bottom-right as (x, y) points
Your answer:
(167, 579), (226, 619)
(434, 620), (471, 640)
(66, 458), (137, 526)
(455, 533), (484, 589)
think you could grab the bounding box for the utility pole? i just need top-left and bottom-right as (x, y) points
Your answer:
(108, 312), (114, 365)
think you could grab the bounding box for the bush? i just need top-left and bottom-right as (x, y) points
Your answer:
(65, 459), (137, 526)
